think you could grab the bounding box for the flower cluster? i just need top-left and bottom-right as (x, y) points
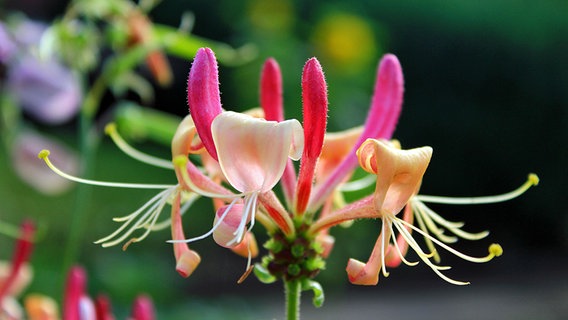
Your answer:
(0, 220), (155, 320)
(38, 48), (538, 290)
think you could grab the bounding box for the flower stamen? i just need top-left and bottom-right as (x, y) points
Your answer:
(167, 197), (240, 244)
(105, 123), (174, 170)
(416, 173), (539, 204)
(38, 150), (175, 189)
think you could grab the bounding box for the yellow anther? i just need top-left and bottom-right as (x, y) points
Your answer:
(489, 243), (503, 257)
(104, 123), (117, 135)
(38, 149), (50, 159)
(528, 173), (539, 186)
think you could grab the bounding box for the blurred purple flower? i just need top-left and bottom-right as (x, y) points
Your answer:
(7, 55), (82, 124)
(0, 23), (17, 62)
(11, 130), (79, 195)
(1, 18), (82, 125)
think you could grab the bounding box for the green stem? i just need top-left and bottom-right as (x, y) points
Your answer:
(61, 72), (106, 280)
(285, 280), (301, 320)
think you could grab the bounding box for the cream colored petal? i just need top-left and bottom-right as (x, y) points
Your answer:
(212, 203), (247, 248)
(211, 111), (303, 193)
(317, 126), (363, 182)
(171, 115), (203, 159)
(357, 139), (432, 216)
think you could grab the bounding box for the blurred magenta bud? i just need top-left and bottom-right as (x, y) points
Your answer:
(130, 295), (155, 320)
(11, 130), (79, 195)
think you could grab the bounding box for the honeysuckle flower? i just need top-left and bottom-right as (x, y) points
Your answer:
(38, 45), (538, 320)
(310, 139), (538, 285)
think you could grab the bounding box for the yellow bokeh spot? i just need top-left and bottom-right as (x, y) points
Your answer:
(311, 12), (379, 73)
(248, 0), (294, 32)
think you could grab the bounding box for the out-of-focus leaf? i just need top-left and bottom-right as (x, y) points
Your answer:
(114, 102), (181, 145)
(153, 24), (257, 66)
(110, 71), (154, 104)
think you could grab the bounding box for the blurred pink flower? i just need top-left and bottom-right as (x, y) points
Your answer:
(12, 130), (78, 195)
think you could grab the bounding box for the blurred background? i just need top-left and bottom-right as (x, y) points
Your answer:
(1, 0), (566, 319)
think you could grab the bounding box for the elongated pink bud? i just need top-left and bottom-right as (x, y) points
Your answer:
(261, 58), (297, 205)
(187, 48), (222, 160)
(95, 295), (115, 320)
(295, 58), (328, 215)
(64, 266), (87, 320)
(130, 295), (155, 320)
(357, 54), (403, 144)
(0, 220), (34, 301)
(260, 58), (284, 122)
(308, 54), (403, 212)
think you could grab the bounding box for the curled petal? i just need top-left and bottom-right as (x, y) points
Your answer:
(187, 48), (222, 160)
(211, 111), (303, 193)
(346, 225), (392, 285)
(316, 126), (363, 182)
(213, 204), (248, 248)
(230, 232), (259, 258)
(171, 193), (201, 278)
(357, 139), (432, 216)
(171, 115), (204, 159)
(296, 58), (328, 214)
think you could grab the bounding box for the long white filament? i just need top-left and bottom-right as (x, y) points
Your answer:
(168, 197), (240, 244)
(39, 150), (175, 189)
(105, 123), (175, 170)
(416, 174), (538, 204)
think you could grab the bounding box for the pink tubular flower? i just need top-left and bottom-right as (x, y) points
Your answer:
(0, 220), (34, 319)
